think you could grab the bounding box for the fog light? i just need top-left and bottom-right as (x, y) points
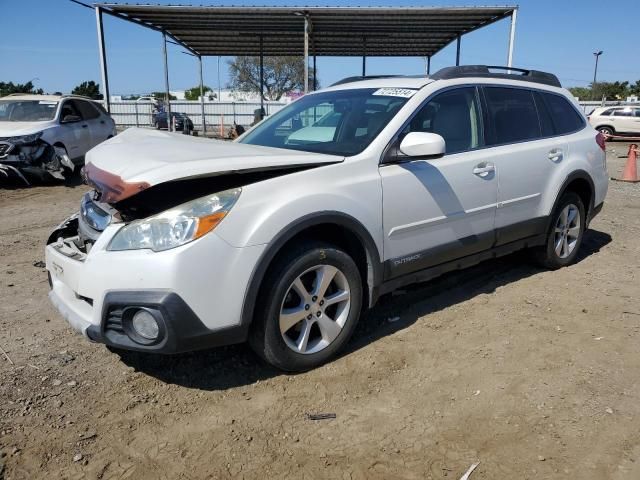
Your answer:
(132, 309), (159, 340)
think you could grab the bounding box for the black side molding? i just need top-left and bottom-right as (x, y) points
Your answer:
(380, 233), (547, 295)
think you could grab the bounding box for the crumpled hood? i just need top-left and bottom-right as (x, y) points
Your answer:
(86, 127), (343, 189)
(0, 121), (54, 137)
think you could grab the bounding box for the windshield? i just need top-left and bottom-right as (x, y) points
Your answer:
(239, 88), (413, 156)
(0, 100), (59, 122)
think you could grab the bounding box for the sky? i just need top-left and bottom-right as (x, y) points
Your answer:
(1, 0), (639, 96)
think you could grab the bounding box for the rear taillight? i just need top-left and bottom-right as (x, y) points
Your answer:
(595, 132), (606, 152)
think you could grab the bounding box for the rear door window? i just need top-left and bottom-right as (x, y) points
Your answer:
(483, 87), (540, 145)
(613, 108), (633, 117)
(541, 93), (585, 135)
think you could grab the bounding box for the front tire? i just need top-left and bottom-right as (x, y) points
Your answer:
(249, 241), (363, 372)
(532, 192), (585, 269)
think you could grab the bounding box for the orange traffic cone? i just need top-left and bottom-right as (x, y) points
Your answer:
(613, 144), (639, 183)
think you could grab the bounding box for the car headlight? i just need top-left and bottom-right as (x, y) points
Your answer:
(8, 132), (43, 145)
(107, 188), (241, 252)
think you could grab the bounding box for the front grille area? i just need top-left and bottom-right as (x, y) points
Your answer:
(105, 308), (125, 334)
(0, 142), (13, 158)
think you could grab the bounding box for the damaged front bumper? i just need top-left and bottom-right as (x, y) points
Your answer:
(45, 198), (263, 354)
(0, 139), (74, 184)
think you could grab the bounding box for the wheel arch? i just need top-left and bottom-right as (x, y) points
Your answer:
(547, 170), (596, 232)
(240, 211), (383, 334)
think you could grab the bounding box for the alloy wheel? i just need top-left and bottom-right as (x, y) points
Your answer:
(279, 264), (351, 355)
(554, 203), (581, 259)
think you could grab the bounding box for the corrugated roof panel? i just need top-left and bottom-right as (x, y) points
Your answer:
(97, 4), (516, 57)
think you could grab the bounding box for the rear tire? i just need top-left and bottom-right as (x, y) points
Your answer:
(249, 241), (363, 372)
(531, 192), (585, 269)
(598, 126), (614, 136)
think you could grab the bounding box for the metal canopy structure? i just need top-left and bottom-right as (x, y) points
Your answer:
(88, 3), (519, 132)
(96, 4), (516, 57)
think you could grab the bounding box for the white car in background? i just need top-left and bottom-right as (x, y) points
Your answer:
(45, 65), (607, 372)
(588, 105), (640, 136)
(0, 94), (116, 184)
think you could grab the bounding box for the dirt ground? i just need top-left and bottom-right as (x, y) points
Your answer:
(1, 142), (639, 480)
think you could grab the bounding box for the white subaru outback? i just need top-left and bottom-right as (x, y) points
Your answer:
(45, 66), (608, 372)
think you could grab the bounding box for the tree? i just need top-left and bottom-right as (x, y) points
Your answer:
(227, 56), (318, 101)
(568, 87), (591, 100)
(0, 81), (44, 97)
(184, 85), (214, 101)
(568, 80), (639, 101)
(591, 81), (629, 101)
(71, 80), (102, 99)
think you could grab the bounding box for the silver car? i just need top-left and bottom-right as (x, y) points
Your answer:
(0, 94), (116, 184)
(588, 105), (640, 137)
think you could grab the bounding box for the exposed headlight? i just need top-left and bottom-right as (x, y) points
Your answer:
(108, 188), (241, 252)
(8, 132), (43, 145)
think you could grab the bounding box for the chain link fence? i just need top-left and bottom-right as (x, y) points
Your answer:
(106, 100), (288, 131)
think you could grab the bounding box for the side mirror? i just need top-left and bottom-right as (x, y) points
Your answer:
(398, 132), (445, 159)
(61, 114), (81, 123)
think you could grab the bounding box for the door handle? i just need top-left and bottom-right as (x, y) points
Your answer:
(100, 120), (105, 124)
(548, 149), (563, 162)
(81, 124), (88, 128)
(473, 163), (495, 177)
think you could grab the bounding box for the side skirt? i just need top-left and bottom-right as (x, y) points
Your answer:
(378, 233), (546, 296)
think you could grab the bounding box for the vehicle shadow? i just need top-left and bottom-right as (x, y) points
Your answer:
(347, 228), (612, 354)
(115, 228), (612, 391)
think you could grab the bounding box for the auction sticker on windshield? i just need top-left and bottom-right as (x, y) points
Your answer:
(372, 88), (417, 98)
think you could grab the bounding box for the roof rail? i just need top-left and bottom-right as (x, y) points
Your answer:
(62, 94), (97, 101)
(430, 65), (561, 88)
(330, 75), (404, 87)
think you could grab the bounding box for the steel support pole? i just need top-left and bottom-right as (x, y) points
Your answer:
(162, 31), (172, 132)
(362, 38), (366, 76)
(95, 7), (110, 112)
(199, 55), (206, 134)
(455, 36), (461, 66)
(507, 9), (517, 68)
(313, 55), (317, 90)
(260, 36), (264, 117)
(304, 17), (309, 93)
(217, 56), (221, 102)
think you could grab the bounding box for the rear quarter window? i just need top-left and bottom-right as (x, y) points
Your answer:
(542, 93), (585, 134)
